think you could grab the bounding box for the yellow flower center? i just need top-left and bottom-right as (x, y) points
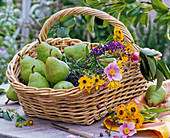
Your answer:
(29, 121), (33, 125)
(109, 69), (115, 76)
(124, 127), (130, 134)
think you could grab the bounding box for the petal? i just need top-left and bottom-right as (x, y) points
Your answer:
(112, 73), (122, 81)
(109, 61), (117, 69)
(128, 129), (137, 136)
(104, 66), (110, 74)
(108, 74), (113, 81)
(123, 122), (128, 127)
(113, 66), (120, 73)
(128, 122), (135, 130)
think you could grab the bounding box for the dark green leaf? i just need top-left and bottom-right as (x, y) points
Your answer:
(140, 48), (159, 56)
(85, 15), (94, 33)
(16, 117), (21, 122)
(140, 110), (151, 117)
(2, 112), (12, 121)
(124, 0), (136, 4)
(158, 60), (170, 79)
(146, 56), (157, 80)
(151, 0), (169, 14)
(0, 88), (6, 94)
(132, 13), (143, 27)
(20, 117), (27, 122)
(140, 60), (152, 81)
(40, 16), (50, 24)
(128, 6), (141, 17)
(153, 14), (164, 23)
(156, 69), (164, 91)
(140, 13), (148, 27)
(62, 18), (76, 28)
(92, 3), (106, 9)
(143, 105), (150, 111)
(57, 27), (70, 38)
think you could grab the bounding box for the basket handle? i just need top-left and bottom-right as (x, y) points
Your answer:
(39, 7), (139, 51)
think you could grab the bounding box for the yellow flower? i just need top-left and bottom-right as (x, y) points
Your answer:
(107, 81), (121, 90)
(133, 112), (144, 129)
(125, 44), (135, 54)
(113, 26), (124, 43)
(91, 75), (105, 90)
(120, 53), (129, 63)
(27, 119), (34, 126)
(115, 104), (127, 119)
(120, 69), (124, 76)
(78, 75), (92, 90)
(117, 60), (123, 68)
(127, 102), (140, 116)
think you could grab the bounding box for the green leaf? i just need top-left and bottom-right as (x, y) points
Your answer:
(128, 6), (141, 17)
(103, 20), (108, 28)
(140, 48), (159, 56)
(140, 13), (148, 27)
(59, 15), (74, 24)
(57, 27), (70, 38)
(153, 14), (164, 23)
(149, 108), (169, 113)
(140, 110), (151, 117)
(156, 69), (164, 91)
(16, 117), (21, 122)
(72, 0), (87, 5)
(85, 15), (94, 33)
(86, 0), (99, 4)
(132, 13), (143, 27)
(143, 105), (150, 112)
(85, 45), (89, 55)
(2, 112), (12, 121)
(157, 60), (170, 79)
(140, 60), (152, 81)
(40, 16), (50, 24)
(146, 56), (157, 80)
(92, 3), (106, 9)
(20, 117), (27, 122)
(0, 88), (6, 94)
(62, 18), (76, 29)
(151, 0), (169, 14)
(124, 0), (136, 4)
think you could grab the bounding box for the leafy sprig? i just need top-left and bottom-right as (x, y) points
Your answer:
(139, 48), (170, 90)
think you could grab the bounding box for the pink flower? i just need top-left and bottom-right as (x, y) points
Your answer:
(118, 122), (136, 138)
(104, 61), (122, 81)
(132, 52), (139, 63)
(113, 136), (119, 138)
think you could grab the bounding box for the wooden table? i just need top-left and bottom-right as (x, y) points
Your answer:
(0, 84), (161, 138)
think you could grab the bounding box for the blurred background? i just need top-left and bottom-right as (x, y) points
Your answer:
(0, 0), (169, 85)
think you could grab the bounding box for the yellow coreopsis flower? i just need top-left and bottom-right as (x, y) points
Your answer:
(115, 104), (127, 119)
(91, 75), (105, 90)
(78, 75), (93, 92)
(127, 102), (140, 116)
(120, 52), (129, 63)
(117, 60), (123, 68)
(125, 44), (135, 54)
(113, 26), (124, 43)
(107, 80), (121, 90)
(133, 112), (144, 129)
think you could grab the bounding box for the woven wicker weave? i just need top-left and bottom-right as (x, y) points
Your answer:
(6, 7), (148, 125)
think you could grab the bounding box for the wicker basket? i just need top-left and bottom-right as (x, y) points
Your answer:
(6, 7), (148, 125)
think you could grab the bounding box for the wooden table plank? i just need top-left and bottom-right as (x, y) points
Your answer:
(0, 84), (160, 138)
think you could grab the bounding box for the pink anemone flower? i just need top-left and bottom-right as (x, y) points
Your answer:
(118, 122), (136, 138)
(104, 61), (122, 81)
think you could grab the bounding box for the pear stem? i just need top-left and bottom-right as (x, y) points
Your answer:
(18, 53), (23, 59)
(37, 36), (41, 44)
(32, 65), (35, 74)
(49, 48), (52, 57)
(5, 99), (10, 105)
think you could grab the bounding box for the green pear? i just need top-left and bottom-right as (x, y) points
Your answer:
(28, 66), (50, 88)
(45, 57), (69, 84)
(99, 57), (116, 68)
(5, 86), (18, 104)
(145, 85), (166, 107)
(36, 39), (62, 63)
(20, 55), (45, 82)
(64, 43), (89, 61)
(53, 81), (74, 89)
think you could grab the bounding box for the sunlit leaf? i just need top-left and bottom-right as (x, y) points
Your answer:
(151, 0), (169, 14)
(140, 13), (148, 27)
(157, 60), (170, 79)
(140, 48), (159, 56)
(2, 112), (12, 121)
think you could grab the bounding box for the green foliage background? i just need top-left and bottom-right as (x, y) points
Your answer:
(0, 0), (169, 85)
